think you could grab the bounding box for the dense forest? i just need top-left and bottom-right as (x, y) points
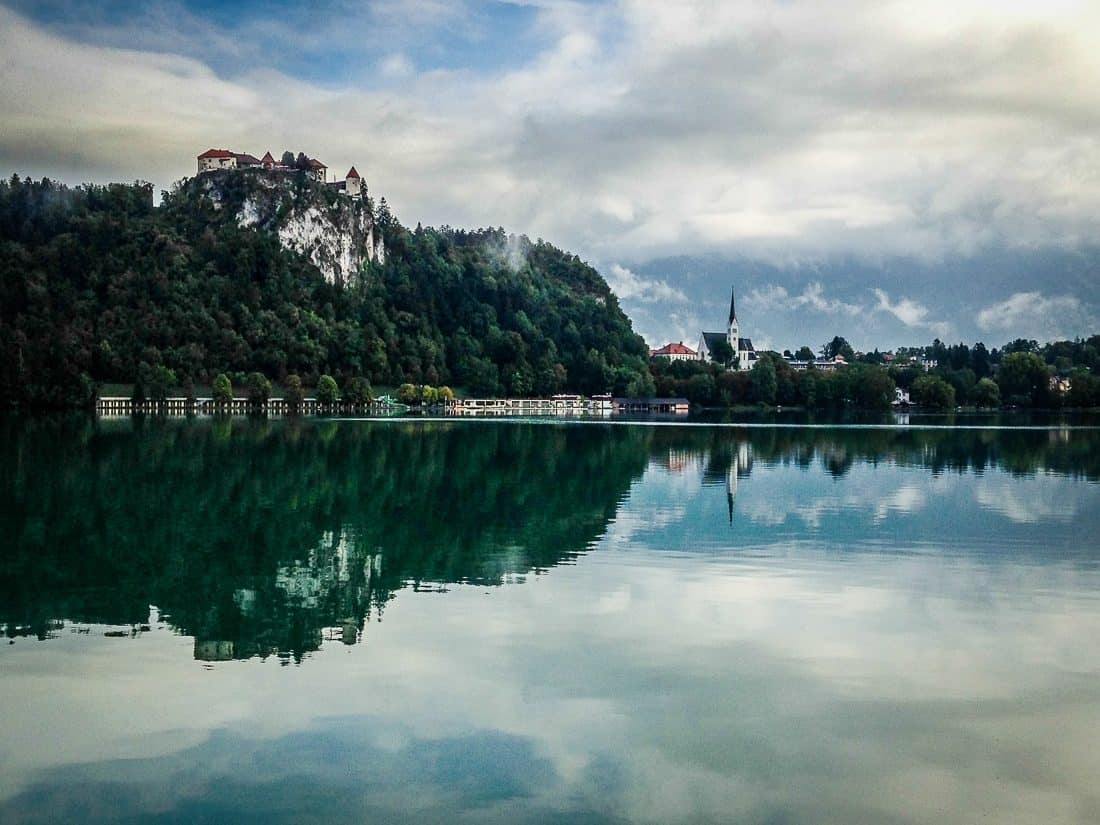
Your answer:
(0, 173), (655, 407)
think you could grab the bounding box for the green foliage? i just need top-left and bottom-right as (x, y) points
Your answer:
(972, 377), (1001, 408)
(317, 374), (339, 404)
(284, 374), (304, 407)
(709, 338), (735, 367)
(0, 175), (651, 406)
(212, 373), (232, 403)
(245, 372), (271, 406)
(344, 376), (372, 404)
(996, 352), (1050, 407)
(822, 336), (855, 361)
(795, 346), (815, 362)
(749, 357), (777, 404)
(911, 374), (956, 409)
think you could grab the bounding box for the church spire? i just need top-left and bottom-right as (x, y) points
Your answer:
(728, 287), (737, 325)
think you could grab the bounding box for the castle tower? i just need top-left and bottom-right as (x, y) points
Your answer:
(345, 166), (362, 197)
(726, 287), (739, 350)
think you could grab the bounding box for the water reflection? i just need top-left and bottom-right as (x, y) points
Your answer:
(3, 417), (1099, 662)
(2, 417), (1100, 824)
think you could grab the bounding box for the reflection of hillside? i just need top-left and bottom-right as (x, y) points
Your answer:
(1, 417), (652, 661)
(3, 419), (1096, 661)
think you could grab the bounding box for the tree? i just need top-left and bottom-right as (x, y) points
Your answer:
(317, 374), (339, 405)
(396, 383), (419, 404)
(344, 376), (372, 404)
(795, 346), (815, 362)
(284, 374), (304, 408)
(911, 374), (956, 409)
(996, 351), (1050, 406)
(972, 377), (1001, 408)
(245, 372), (271, 407)
(437, 386), (455, 402)
(280, 151), (295, 166)
(212, 373), (232, 405)
(709, 338), (735, 368)
(749, 357), (777, 405)
(821, 336), (855, 361)
(847, 364), (895, 410)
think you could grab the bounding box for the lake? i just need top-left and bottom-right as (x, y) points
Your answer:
(2, 415), (1099, 824)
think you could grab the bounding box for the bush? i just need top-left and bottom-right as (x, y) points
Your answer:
(911, 374), (956, 409)
(317, 374), (339, 405)
(245, 372), (271, 406)
(344, 376), (372, 404)
(972, 377), (1001, 408)
(284, 374), (304, 408)
(212, 373), (233, 404)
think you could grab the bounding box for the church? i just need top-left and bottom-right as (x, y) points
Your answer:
(697, 288), (757, 370)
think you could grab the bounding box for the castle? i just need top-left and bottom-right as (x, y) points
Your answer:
(196, 149), (365, 197)
(697, 288), (756, 370)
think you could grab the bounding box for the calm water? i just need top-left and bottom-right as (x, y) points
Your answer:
(2, 416), (1099, 824)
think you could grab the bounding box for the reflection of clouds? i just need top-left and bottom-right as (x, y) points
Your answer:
(4, 543), (1100, 824)
(3, 459), (1100, 823)
(873, 484), (927, 523)
(975, 480), (1079, 524)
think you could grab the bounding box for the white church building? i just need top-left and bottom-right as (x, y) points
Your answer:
(698, 288), (757, 370)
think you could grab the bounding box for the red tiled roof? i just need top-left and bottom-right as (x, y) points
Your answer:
(261, 151), (275, 163)
(306, 158), (327, 169)
(651, 342), (697, 356)
(346, 166), (360, 179)
(234, 153), (261, 164)
(198, 148), (234, 159)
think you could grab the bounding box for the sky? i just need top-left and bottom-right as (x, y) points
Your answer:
(2, 0), (1099, 351)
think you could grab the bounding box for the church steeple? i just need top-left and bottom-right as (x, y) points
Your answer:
(727, 286), (739, 349)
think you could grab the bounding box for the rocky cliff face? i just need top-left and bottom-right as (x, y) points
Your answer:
(199, 171), (384, 284)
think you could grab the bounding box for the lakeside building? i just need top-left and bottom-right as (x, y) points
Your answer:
(785, 354), (849, 372)
(649, 341), (699, 362)
(698, 288), (757, 370)
(196, 148), (362, 195)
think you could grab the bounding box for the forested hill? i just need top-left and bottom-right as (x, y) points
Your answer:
(0, 174), (654, 407)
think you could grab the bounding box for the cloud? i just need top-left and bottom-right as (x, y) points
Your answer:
(873, 289), (951, 338)
(976, 291), (1095, 340)
(605, 264), (687, 304)
(746, 282), (862, 316)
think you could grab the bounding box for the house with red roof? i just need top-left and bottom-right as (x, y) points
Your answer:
(649, 341), (699, 362)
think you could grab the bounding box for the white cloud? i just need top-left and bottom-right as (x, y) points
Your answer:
(874, 289), (951, 338)
(605, 264), (687, 304)
(976, 291), (1094, 340)
(3, 1), (1100, 266)
(745, 282), (862, 316)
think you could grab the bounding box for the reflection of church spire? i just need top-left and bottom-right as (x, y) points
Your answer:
(727, 464), (737, 525)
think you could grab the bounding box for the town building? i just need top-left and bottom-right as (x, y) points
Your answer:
(649, 341), (699, 362)
(785, 354), (849, 372)
(698, 288), (756, 370)
(196, 148), (363, 194)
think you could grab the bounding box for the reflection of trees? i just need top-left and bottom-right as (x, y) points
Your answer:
(1, 417), (651, 660)
(3, 417), (1096, 660)
(645, 426), (1100, 482)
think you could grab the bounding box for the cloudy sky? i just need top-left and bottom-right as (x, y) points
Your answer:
(3, 0), (1099, 350)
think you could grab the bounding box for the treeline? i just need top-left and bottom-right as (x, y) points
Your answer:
(0, 174), (654, 408)
(661, 333), (1100, 410)
(886, 337), (1100, 408)
(652, 354), (898, 410)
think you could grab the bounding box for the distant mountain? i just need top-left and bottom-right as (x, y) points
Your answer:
(0, 171), (654, 407)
